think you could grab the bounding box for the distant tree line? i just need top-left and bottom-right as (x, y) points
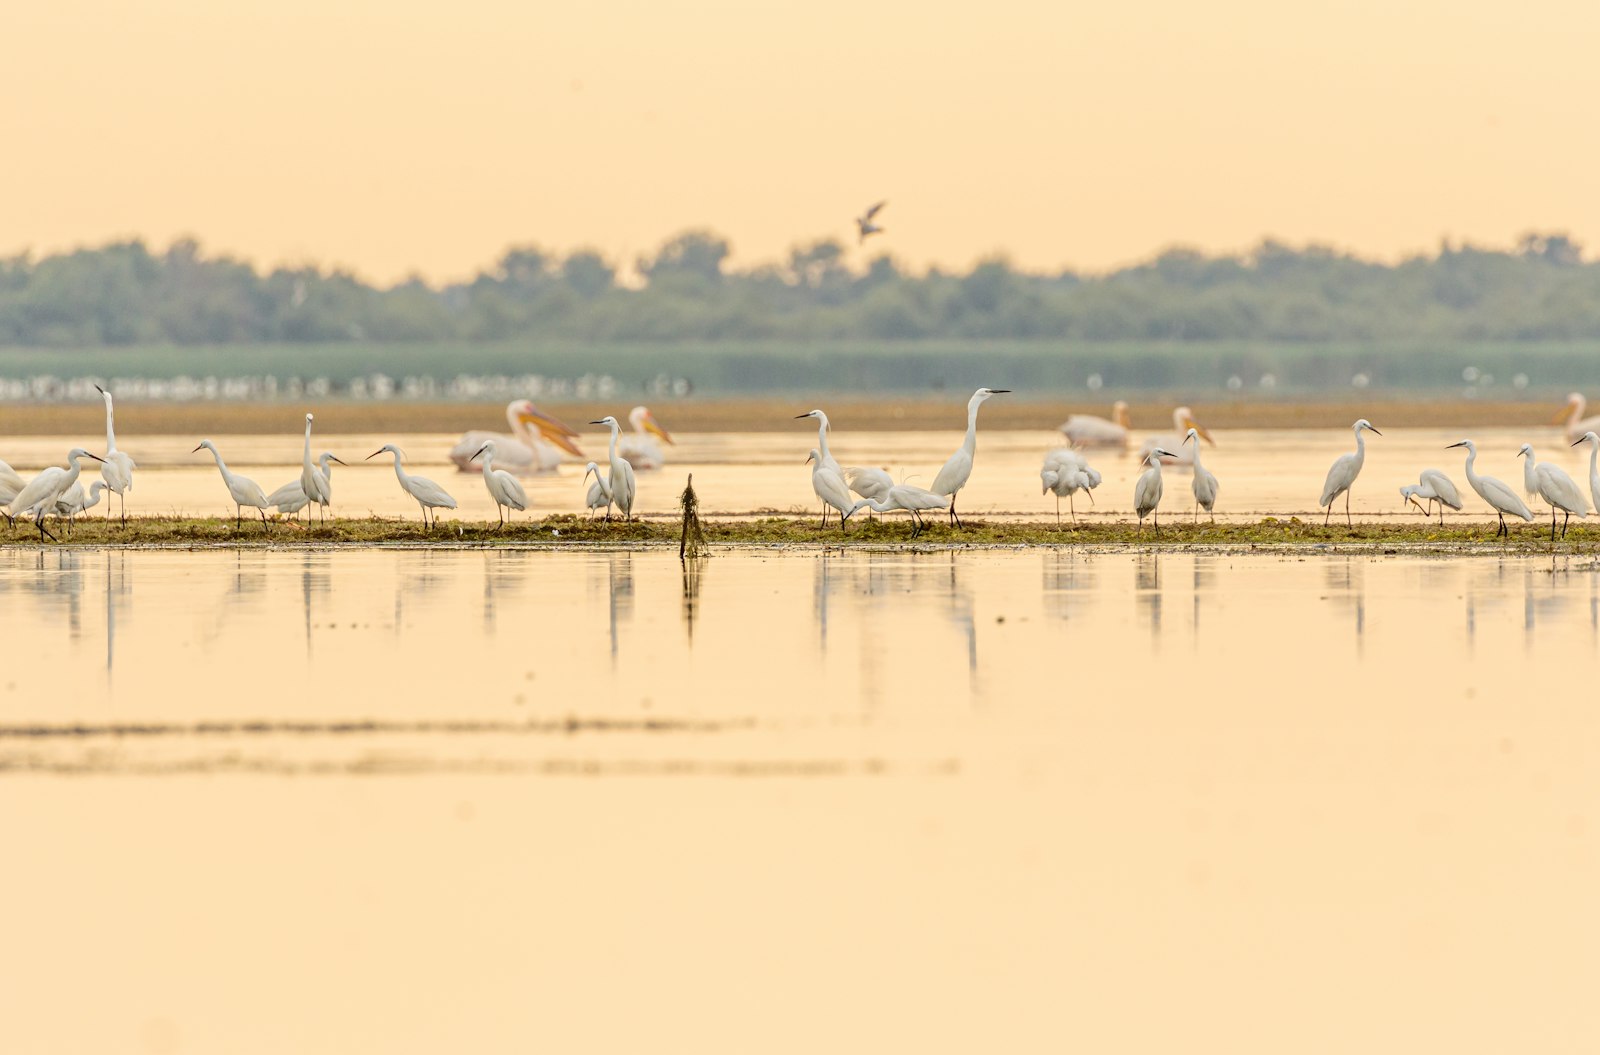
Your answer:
(1, 230), (1598, 346)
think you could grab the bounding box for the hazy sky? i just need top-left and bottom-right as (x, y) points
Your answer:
(3, 0), (1597, 282)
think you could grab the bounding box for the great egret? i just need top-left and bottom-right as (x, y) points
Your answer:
(470, 441), (528, 527)
(7, 448), (106, 541)
(1134, 448), (1171, 537)
(589, 416), (637, 521)
(94, 385), (136, 523)
(794, 409), (845, 525)
(1058, 401), (1131, 448)
(367, 444), (457, 527)
(1185, 427), (1218, 522)
(856, 201), (886, 243)
(617, 406), (674, 470)
(1445, 440), (1533, 537)
(450, 400), (584, 474)
(1320, 419), (1381, 526)
(1399, 469), (1463, 522)
(1518, 443), (1587, 540)
(806, 449), (856, 530)
(194, 440), (272, 530)
(1555, 392), (1600, 442)
(582, 461), (613, 517)
(846, 483), (948, 538)
(266, 452), (341, 518)
(931, 387), (1010, 526)
(1571, 431), (1600, 514)
(1040, 448), (1100, 525)
(1139, 407), (1214, 466)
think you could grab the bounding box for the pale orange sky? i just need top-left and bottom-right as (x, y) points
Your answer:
(2, 0), (1597, 283)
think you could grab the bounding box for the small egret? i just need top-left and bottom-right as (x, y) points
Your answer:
(7, 448), (106, 542)
(1555, 392), (1600, 442)
(1040, 448), (1100, 526)
(1519, 443), (1587, 540)
(1185, 427), (1218, 522)
(806, 448), (856, 530)
(855, 200), (887, 243)
(794, 409), (845, 524)
(1134, 448), (1172, 537)
(1445, 440), (1533, 537)
(56, 480), (108, 532)
(367, 444), (457, 527)
(471, 441), (528, 527)
(582, 461), (613, 517)
(1058, 401), (1131, 448)
(194, 440), (272, 530)
(931, 387), (1010, 527)
(589, 416), (637, 521)
(450, 400), (584, 474)
(266, 452), (340, 518)
(617, 406), (674, 470)
(842, 465), (893, 523)
(94, 385), (136, 523)
(846, 483), (949, 538)
(1319, 419), (1381, 526)
(297, 413), (336, 523)
(1139, 407), (1214, 466)
(1570, 431), (1600, 513)
(0, 459), (23, 524)
(1399, 469), (1463, 522)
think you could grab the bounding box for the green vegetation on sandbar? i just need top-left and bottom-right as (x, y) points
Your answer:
(4, 515), (1596, 553)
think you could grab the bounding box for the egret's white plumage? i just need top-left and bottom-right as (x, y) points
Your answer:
(94, 385), (135, 523)
(794, 409), (846, 524)
(367, 444), (457, 527)
(1571, 431), (1600, 514)
(1445, 439), (1534, 537)
(1134, 448), (1171, 536)
(931, 387), (1010, 527)
(0, 459), (24, 519)
(1319, 419), (1381, 526)
(1059, 401), (1131, 448)
(194, 440), (272, 529)
(856, 201), (887, 243)
(1040, 447), (1100, 525)
(846, 483), (948, 537)
(1398, 469), (1463, 522)
(297, 413), (337, 523)
(8, 448), (106, 541)
(1556, 392), (1600, 442)
(450, 400), (583, 475)
(471, 441), (528, 526)
(1185, 427), (1218, 521)
(1139, 407), (1214, 466)
(266, 452), (340, 517)
(806, 448), (857, 529)
(56, 480), (108, 530)
(589, 415), (637, 521)
(617, 405), (674, 470)
(582, 461), (613, 517)
(1519, 443), (1587, 540)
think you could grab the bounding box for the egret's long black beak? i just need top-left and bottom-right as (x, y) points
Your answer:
(471, 445), (488, 461)
(191, 444), (205, 453)
(1573, 438), (1585, 447)
(992, 389), (1012, 394)
(589, 420), (606, 426)
(365, 450), (383, 460)
(85, 453), (105, 463)
(1445, 442), (1465, 449)
(330, 457), (348, 466)
(1369, 427), (1383, 436)
(793, 413), (811, 419)
(95, 384), (107, 396)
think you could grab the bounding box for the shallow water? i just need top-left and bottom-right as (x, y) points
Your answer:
(2, 548), (1598, 1051)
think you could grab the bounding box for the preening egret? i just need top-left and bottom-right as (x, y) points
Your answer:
(846, 483), (948, 538)
(471, 441), (528, 527)
(1320, 419), (1381, 526)
(931, 387), (1010, 526)
(194, 440), (272, 530)
(449, 400), (584, 474)
(7, 448), (106, 542)
(1571, 431), (1600, 514)
(1134, 448), (1171, 536)
(616, 405), (674, 470)
(1555, 392), (1600, 442)
(1040, 448), (1100, 525)
(794, 409), (845, 524)
(856, 201), (887, 243)
(589, 416), (637, 521)
(1139, 407), (1214, 466)
(1058, 401), (1131, 448)
(1399, 469), (1463, 522)
(582, 461), (613, 517)
(94, 385), (136, 523)
(1518, 443), (1587, 540)
(806, 449), (856, 530)
(367, 444), (457, 527)
(1185, 427), (1218, 522)
(1445, 440), (1533, 537)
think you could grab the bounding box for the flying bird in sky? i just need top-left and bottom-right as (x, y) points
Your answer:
(856, 201), (887, 243)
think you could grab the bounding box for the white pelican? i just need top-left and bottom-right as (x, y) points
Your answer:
(1319, 419), (1381, 526)
(1518, 443), (1587, 540)
(367, 444), (457, 527)
(931, 387), (1010, 527)
(1571, 432), (1600, 513)
(806, 449), (856, 530)
(582, 461), (613, 518)
(856, 201), (887, 243)
(1138, 406), (1214, 466)
(1134, 448), (1171, 537)
(450, 400), (583, 475)
(94, 385), (136, 523)
(617, 406), (674, 470)
(846, 483), (948, 538)
(589, 415), (637, 521)
(1185, 428), (1218, 522)
(8, 448), (106, 542)
(1445, 440), (1533, 537)
(1555, 392), (1600, 442)
(1058, 401), (1131, 448)
(1040, 448), (1100, 525)
(56, 480), (108, 532)
(194, 440), (272, 530)
(1399, 469), (1463, 522)
(266, 452), (340, 518)
(471, 441), (528, 527)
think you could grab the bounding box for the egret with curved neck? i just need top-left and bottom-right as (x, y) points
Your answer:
(931, 387), (1010, 527)
(589, 416), (637, 521)
(1445, 440), (1533, 538)
(1319, 419), (1381, 527)
(95, 385), (135, 524)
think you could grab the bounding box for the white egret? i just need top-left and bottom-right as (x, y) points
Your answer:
(297, 414), (343, 523)
(846, 483), (949, 538)
(1040, 448), (1100, 525)
(1518, 443), (1587, 540)
(94, 384), (136, 523)
(1059, 401), (1131, 448)
(1520, 442), (1545, 510)
(1398, 469), (1463, 523)
(589, 415), (637, 521)
(617, 406), (674, 470)
(471, 441), (529, 527)
(794, 409), (845, 524)
(582, 461), (613, 518)
(367, 444), (457, 527)
(56, 481), (108, 532)
(1570, 431), (1600, 514)
(1445, 440), (1533, 537)
(1319, 419), (1381, 526)
(1185, 427), (1218, 522)
(450, 400), (583, 474)
(1138, 406), (1214, 466)
(931, 387), (1010, 527)
(1555, 392), (1600, 442)
(7, 448), (106, 542)
(1134, 448), (1172, 537)
(194, 440), (273, 530)
(856, 200), (887, 243)
(0, 459), (24, 524)
(806, 448), (857, 530)
(266, 452), (340, 518)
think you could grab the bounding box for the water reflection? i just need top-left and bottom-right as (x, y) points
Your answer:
(1322, 560), (1366, 655)
(1041, 551), (1095, 624)
(1136, 553), (1161, 644)
(608, 553), (634, 662)
(681, 557), (705, 642)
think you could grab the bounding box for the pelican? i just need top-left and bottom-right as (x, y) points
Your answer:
(931, 387), (1010, 527)
(1138, 406), (1214, 466)
(1134, 448), (1171, 537)
(194, 440), (272, 530)
(1040, 448), (1100, 525)
(450, 400), (584, 475)
(617, 406), (674, 470)
(266, 452), (341, 518)
(1184, 427), (1218, 522)
(589, 415), (637, 521)
(56, 480), (108, 532)
(846, 483), (948, 538)
(1445, 440), (1533, 537)
(1319, 419), (1381, 526)
(856, 200), (887, 243)
(94, 385), (136, 523)
(582, 461), (613, 517)
(367, 444), (457, 527)
(806, 449), (856, 530)
(7, 448), (106, 542)
(1058, 401), (1131, 448)
(471, 441), (528, 527)
(1571, 432), (1600, 514)
(1519, 443), (1587, 540)
(1555, 392), (1600, 442)
(1399, 469), (1463, 523)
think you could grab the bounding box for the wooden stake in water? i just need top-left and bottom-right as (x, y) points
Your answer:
(679, 473), (707, 559)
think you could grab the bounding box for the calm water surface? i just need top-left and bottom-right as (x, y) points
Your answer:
(2, 549), (1597, 1051)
